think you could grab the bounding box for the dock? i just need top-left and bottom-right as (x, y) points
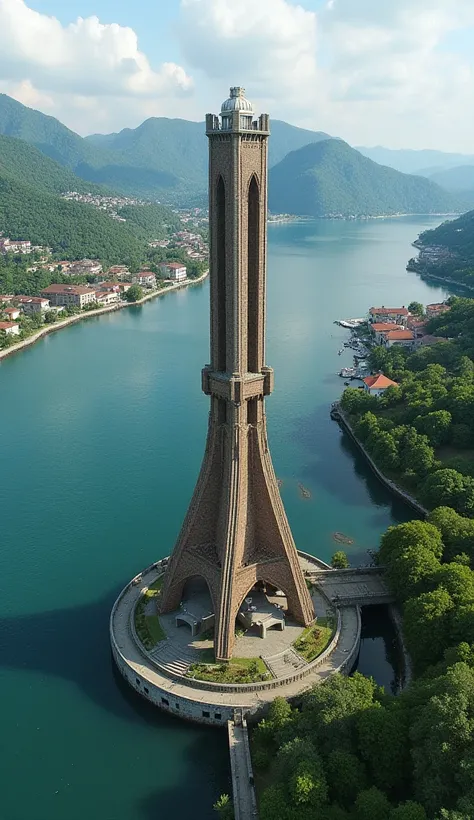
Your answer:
(228, 713), (258, 820)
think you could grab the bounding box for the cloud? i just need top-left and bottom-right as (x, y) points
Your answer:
(179, 0), (318, 111)
(179, 0), (474, 151)
(0, 0), (193, 133)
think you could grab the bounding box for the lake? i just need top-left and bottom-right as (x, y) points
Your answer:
(0, 216), (453, 820)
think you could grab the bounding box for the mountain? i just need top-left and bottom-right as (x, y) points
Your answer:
(0, 133), (104, 196)
(268, 139), (460, 218)
(357, 145), (474, 176)
(408, 210), (474, 289)
(0, 171), (144, 265)
(0, 94), (334, 202)
(428, 166), (474, 193)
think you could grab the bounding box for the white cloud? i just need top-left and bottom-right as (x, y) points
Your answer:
(179, 0), (318, 112)
(179, 0), (474, 151)
(0, 0), (193, 133)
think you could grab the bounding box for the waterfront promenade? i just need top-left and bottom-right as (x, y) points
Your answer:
(0, 269), (208, 362)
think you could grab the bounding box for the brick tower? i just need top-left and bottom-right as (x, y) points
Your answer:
(159, 87), (314, 660)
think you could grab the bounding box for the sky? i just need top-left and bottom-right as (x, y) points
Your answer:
(0, 0), (473, 151)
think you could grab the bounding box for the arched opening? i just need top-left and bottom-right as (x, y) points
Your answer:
(174, 576), (215, 638)
(235, 580), (288, 640)
(247, 175), (260, 373)
(216, 175), (227, 372)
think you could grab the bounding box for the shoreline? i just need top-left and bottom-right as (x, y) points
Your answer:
(409, 267), (474, 293)
(0, 270), (209, 363)
(331, 403), (428, 517)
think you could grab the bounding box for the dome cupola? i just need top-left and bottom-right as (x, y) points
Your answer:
(220, 87), (254, 130)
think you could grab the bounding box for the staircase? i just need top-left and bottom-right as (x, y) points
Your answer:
(263, 647), (306, 679)
(149, 642), (198, 677)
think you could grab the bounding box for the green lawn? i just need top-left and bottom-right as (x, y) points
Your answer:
(293, 618), (335, 662)
(134, 591), (166, 650)
(186, 655), (270, 684)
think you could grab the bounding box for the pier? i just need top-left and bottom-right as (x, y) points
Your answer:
(228, 714), (258, 820)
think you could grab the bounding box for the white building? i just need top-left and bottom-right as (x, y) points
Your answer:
(363, 374), (399, 396)
(0, 321), (20, 336)
(160, 262), (187, 282)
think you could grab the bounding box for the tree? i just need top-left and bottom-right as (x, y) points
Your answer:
(409, 301), (425, 316)
(325, 749), (366, 807)
(289, 757), (328, 808)
(267, 696), (293, 732)
(390, 802), (427, 820)
(340, 388), (377, 416)
(357, 701), (410, 792)
(433, 563), (474, 605)
(421, 469), (471, 515)
(386, 546), (441, 601)
(378, 520), (444, 566)
(125, 284), (144, 302)
(331, 551), (349, 569)
(404, 588), (454, 673)
(213, 794), (234, 820)
(354, 787), (392, 820)
(414, 411), (452, 447)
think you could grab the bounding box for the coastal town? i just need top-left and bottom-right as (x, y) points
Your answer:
(335, 300), (451, 386)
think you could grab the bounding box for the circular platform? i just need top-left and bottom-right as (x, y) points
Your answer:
(110, 553), (361, 726)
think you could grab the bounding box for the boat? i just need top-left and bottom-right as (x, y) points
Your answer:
(277, 478), (283, 489)
(298, 483), (312, 499)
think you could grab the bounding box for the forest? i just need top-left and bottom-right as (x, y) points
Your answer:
(244, 298), (474, 820)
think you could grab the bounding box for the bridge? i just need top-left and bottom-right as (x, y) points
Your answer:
(305, 567), (394, 607)
(228, 713), (258, 820)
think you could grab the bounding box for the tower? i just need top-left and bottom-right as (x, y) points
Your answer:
(159, 87), (314, 660)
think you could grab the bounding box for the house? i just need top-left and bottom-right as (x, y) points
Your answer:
(0, 239), (32, 254)
(363, 374), (399, 396)
(416, 335), (446, 347)
(369, 306), (409, 326)
(426, 303), (450, 319)
(67, 259), (103, 276)
(96, 291), (119, 306)
(0, 321), (20, 335)
(407, 316), (427, 336)
(370, 322), (405, 344)
(159, 262), (187, 282)
(98, 283), (121, 294)
(134, 271), (156, 288)
(4, 307), (20, 321)
(0, 295), (14, 304)
(381, 329), (416, 348)
(41, 285), (97, 308)
(107, 265), (130, 279)
(16, 296), (50, 314)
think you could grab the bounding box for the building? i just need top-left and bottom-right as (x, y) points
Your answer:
(134, 271), (156, 288)
(160, 262), (187, 282)
(370, 322), (405, 344)
(363, 374), (399, 396)
(67, 259), (103, 276)
(0, 321), (20, 335)
(0, 295), (14, 304)
(426, 303), (450, 319)
(407, 316), (427, 335)
(0, 239), (32, 254)
(159, 86), (314, 660)
(4, 307), (20, 321)
(15, 296), (50, 314)
(382, 329), (416, 348)
(369, 306), (409, 326)
(96, 291), (119, 307)
(41, 285), (97, 308)
(416, 334), (446, 347)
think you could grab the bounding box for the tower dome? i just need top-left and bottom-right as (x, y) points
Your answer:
(221, 87), (254, 114)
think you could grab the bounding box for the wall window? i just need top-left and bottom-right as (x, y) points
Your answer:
(135, 678), (140, 686)
(161, 697), (169, 706)
(202, 710), (210, 718)
(144, 687), (149, 695)
(214, 713), (222, 721)
(175, 703), (180, 710)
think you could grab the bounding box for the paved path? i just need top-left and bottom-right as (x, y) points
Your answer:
(228, 719), (258, 820)
(309, 568), (394, 606)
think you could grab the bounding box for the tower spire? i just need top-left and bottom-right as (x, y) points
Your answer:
(159, 87), (314, 660)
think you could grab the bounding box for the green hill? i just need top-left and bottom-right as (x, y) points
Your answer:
(0, 94), (334, 202)
(409, 210), (474, 288)
(0, 133), (104, 196)
(268, 139), (460, 217)
(0, 172), (144, 266)
(357, 144), (474, 175)
(429, 166), (474, 194)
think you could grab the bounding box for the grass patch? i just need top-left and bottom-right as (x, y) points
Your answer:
(134, 593), (166, 650)
(186, 655), (270, 684)
(143, 574), (164, 599)
(293, 618), (335, 662)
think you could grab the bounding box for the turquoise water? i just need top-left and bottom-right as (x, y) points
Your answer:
(0, 217), (452, 820)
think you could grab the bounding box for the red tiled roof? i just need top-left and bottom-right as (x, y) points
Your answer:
(41, 285), (96, 295)
(385, 330), (414, 340)
(0, 321), (18, 329)
(371, 323), (404, 332)
(370, 307), (409, 316)
(363, 374), (399, 389)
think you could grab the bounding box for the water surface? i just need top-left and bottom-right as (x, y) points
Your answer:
(0, 216), (452, 819)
